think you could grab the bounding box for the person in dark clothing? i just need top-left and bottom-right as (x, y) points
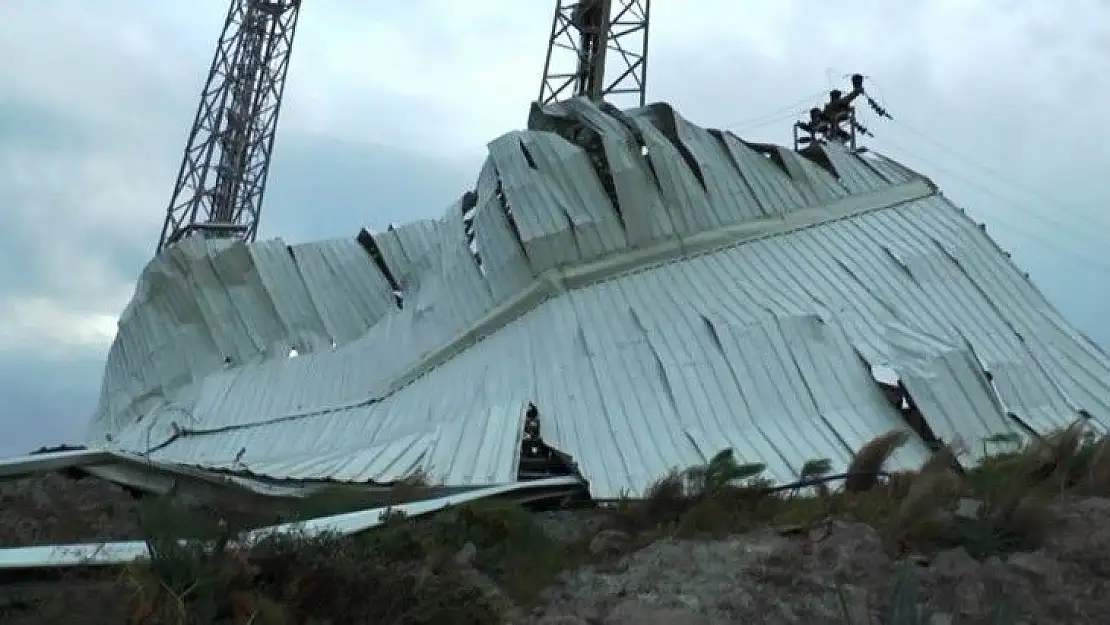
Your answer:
(822, 74), (867, 143)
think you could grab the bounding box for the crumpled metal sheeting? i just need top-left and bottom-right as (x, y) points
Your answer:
(878, 240), (1028, 366)
(635, 104), (767, 222)
(87, 235), (404, 440)
(489, 132), (581, 272)
(90, 98), (1110, 498)
(714, 133), (809, 215)
(532, 99), (676, 246)
(892, 201), (1110, 428)
(247, 240), (332, 354)
(371, 218), (441, 290)
(109, 193), (1110, 498)
(288, 239), (397, 344)
(855, 150), (922, 186)
(772, 147), (851, 204)
(412, 196), (496, 329)
(819, 143), (894, 194)
(485, 131), (630, 273)
(772, 315), (928, 469)
(626, 115), (723, 235)
(708, 315), (923, 477)
(988, 360), (1085, 435)
(886, 329), (1023, 463)
(518, 131), (628, 260)
(471, 158), (534, 302)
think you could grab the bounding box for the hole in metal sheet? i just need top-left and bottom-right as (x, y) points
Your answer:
(639, 105), (709, 192)
(798, 143), (840, 178)
(288, 348), (299, 358)
(526, 103), (625, 226)
(519, 140), (538, 170)
(495, 177), (526, 249)
(744, 140), (794, 178)
(866, 360), (941, 450)
(461, 190), (483, 272)
(356, 228), (404, 309)
(518, 402), (578, 482)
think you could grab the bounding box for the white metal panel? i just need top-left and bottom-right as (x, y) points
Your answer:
(887, 329), (1023, 461)
(774, 147), (850, 204)
(247, 239), (332, 353)
(662, 106), (766, 222)
(90, 100), (1110, 500)
(287, 239), (395, 344)
(371, 219), (440, 290)
(471, 158), (535, 302)
(629, 115), (718, 235)
(205, 241), (288, 359)
(988, 360), (1084, 433)
(546, 98), (675, 246)
(520, 132), (627, 259)
(820, 143), (892, 193)
(716, 133), (809, 216)
(488, 132), (581, 272)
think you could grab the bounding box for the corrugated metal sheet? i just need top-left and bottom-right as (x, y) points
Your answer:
(86, 98), (1110, 499)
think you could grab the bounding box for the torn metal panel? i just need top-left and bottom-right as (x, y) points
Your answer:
(488, 132), (583, 272)
(247, 240), (331, 354)
(420, 199), (495, 327)
(820, 143), (892, 193)
(371, 219), (440, 291)
(533, 98), (675, 246)
(877, 241), (1027, 365)
(424, 399), (524, 486)
(773, 315), (928, 469)
(987, 360), (1085, 434)
(288, 239), (396, 344)
(715, 133), (809, 216)
(171, 238), (262, 362)
(773, 147), (851, 203)
(886, 326), (1022, 460)
(520, 132), (627, 259)
(906, 209), (1110, 427)
(713, 315), (849, 475)
(627, 115), (718, 235)
(87, 99), (1110, 500)
(857, 150), (921, 185)
(472, 158), (535, 302)
(638, 104), (767, 223)
(570, 289), (705, 490)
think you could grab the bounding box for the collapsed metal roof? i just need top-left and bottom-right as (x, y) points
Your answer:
(84, 98), (1110, 499)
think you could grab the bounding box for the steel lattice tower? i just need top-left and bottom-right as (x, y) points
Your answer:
(537, 0), (650, 108)
(156, 0), (302, 254)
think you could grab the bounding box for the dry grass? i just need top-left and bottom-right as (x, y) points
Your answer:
(11, 422), (1110, 624)
(614, 421), (1110, 561)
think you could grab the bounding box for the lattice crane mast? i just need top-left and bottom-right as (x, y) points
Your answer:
(537, 0), (651, 108)
(156, 0), (302, 254)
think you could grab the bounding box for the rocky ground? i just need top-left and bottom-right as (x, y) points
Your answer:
(528, 499), (1110, 623)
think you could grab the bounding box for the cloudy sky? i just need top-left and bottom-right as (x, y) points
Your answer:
(0, 0), (1106, 455)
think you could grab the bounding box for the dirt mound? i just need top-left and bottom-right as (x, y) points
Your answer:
(528, 498), (1110, 623)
